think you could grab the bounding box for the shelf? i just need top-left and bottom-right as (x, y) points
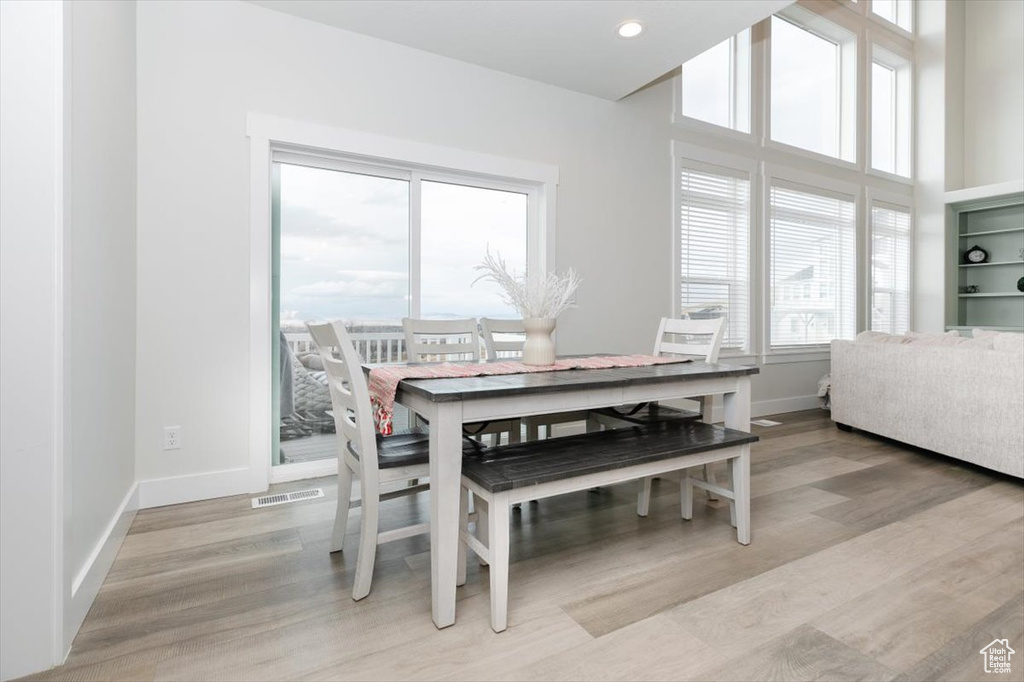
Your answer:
(958, 293), (1024, 298)
(959, 260), (1024, 268)
(958, 227), (1024, 238)
(945, 180), (1024, 205)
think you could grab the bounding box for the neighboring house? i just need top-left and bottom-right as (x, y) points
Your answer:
(979, 639), (1015, 674)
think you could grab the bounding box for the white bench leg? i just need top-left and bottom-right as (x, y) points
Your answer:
(637, 477), (652, 517)
(731, 446), (751, 545)
(477, 496), (489, 566)
(680, 474), (694, 521)
(488, 491), (511, 633)
(330, 462), (353, 553)
(703, 463), (719, 501)
(458, 487), (470, 587)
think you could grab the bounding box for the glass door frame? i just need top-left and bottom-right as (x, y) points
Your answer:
(267, 144), (552, 483)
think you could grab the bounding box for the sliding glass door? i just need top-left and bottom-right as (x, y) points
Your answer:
(272, 160), (530, 468)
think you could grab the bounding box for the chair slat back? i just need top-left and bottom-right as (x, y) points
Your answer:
(403, 317), (481, 363)
(480, 318), (526, 359)
(307, 321), (380, 480)
(653, 316), (726, 363)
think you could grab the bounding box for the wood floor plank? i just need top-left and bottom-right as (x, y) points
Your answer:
(561, 513), (856, 638)
(483, 614), (717, 682)
(665, 483), (1023, 655)
(693, 624), (899, 682)
(813, 517), (1024, 671)
(894, 591), (1024, 682)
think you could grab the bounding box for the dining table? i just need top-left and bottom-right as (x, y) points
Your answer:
(362, 358), (759, 629)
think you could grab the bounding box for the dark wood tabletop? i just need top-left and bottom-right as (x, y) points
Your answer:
(361, 359), (759, 403)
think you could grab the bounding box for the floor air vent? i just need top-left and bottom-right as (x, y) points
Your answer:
(251, 488), (325, 509)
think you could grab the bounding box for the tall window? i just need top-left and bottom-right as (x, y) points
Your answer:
(870, 203), (911, 334)
(770, 13), (856, 162)
(871, 46), (912, 177)
(769, 183), (857, 347)
(678, 164), (749, 350)
(681, 29), (751, 133)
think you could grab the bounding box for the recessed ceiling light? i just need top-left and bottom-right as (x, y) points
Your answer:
(617, 21), (644, 39)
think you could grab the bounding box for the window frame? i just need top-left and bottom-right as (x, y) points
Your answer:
(868, 0), (914, 38)
(766, 5), (859, 166)
(867, 35), (914, 181)
(865, 190), (914, 334)
(670, 0), (915, 363)
(763, 165), (862, 357)
(676, 29), (753, 136)
(248, 113), (558, 487)
(671, 143), (758, 355)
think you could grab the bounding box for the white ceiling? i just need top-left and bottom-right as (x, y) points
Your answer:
(246, 0), (792, 101)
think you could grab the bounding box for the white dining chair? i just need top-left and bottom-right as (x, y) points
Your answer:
(647, 316), (726, 513)
(402, 317), (520, 445)
(403, 317), (482, 363)
(479, 317), (591, 440)
(307, 320), (437, 601)
(597, 316), (728, 517)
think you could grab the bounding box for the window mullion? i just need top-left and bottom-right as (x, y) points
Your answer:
(409, 173), (422, 319)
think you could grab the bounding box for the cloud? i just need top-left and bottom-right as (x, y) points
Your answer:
(292, 271), (408, 298)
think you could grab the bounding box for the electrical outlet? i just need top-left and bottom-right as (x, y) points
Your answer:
(163, 426), (182, 451)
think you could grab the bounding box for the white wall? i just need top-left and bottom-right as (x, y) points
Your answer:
(135, 0), (829, 498)
(63, 0), (139, 646)
(913, 0), (959, 333)
(135, 0), (674, 488)
(0, 2), (64, 678)
(963, 0), (1024, 187)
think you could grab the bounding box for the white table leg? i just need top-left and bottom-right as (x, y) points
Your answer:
(723, 377), (751, 545)
(429, 401), (463, 628)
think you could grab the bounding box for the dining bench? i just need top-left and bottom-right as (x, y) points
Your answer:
(456, 419), (758, 632)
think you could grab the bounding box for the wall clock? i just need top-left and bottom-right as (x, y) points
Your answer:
(964, 244), (988, 264)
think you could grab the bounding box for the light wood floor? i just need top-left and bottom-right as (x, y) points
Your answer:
(25, 411), (1024, 682)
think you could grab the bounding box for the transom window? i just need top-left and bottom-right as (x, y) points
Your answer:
(770, 12), (857, 162)
(871, 45), (912, 177)
(872, 0), (913, 33)
(680, 29), (751, 133)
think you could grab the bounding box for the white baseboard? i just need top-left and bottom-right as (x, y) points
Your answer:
(269, 458), (337, 484)
(65, 483), (139, 646)
(752, 394), (823, 418)
(138, 466), (256, 509)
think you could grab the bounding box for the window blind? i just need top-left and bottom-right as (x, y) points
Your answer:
(870, 204), (911, 334)
(769, 182), (857, 347)
(678, 164), (749, 350)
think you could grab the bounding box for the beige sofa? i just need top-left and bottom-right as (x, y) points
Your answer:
(830, 331), (1024, 478)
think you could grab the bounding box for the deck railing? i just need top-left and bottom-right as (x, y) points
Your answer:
(284, 330), (407, 364)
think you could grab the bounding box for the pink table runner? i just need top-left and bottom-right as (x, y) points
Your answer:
(368, 354), (692, 435)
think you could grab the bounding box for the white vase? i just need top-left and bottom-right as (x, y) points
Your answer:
(522, 317), (557, 366)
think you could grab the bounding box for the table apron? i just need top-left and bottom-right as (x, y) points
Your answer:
(397, 377), (742, 424)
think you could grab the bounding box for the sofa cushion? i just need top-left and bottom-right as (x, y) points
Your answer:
(856, 331), (907, 344)
(993, 332), (1024, 354)
(903, 331), (963, 346)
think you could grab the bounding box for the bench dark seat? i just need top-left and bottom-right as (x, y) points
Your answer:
(593, 403), (701, 426)
(461, 421), (758, 493)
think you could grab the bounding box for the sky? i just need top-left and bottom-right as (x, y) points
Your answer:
(278, 163), (527, 325)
